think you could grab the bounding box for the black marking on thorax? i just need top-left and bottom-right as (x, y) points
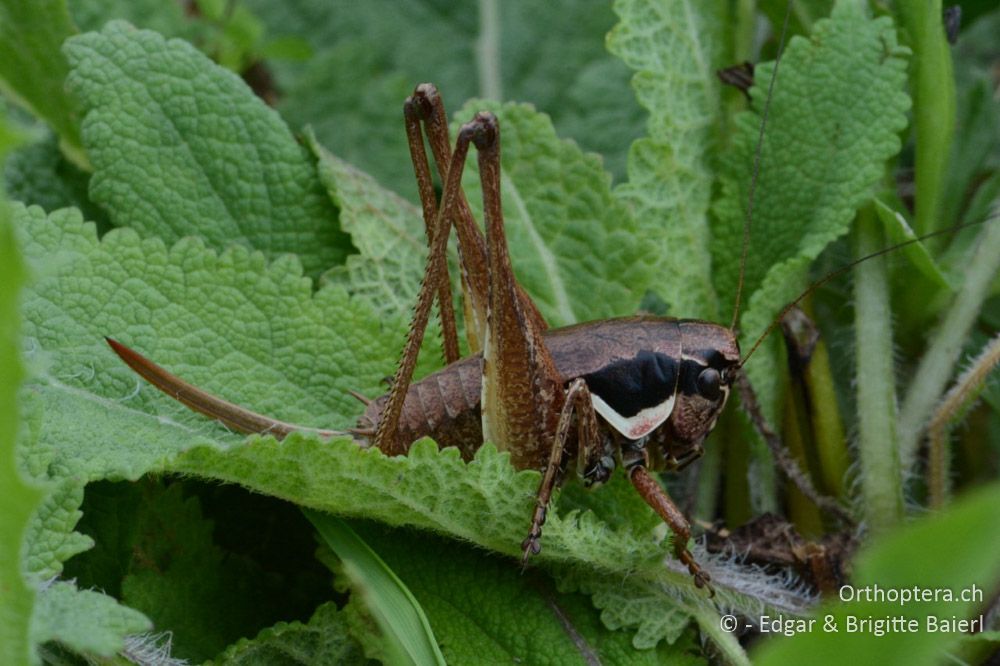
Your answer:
(582, 350), (679, 418)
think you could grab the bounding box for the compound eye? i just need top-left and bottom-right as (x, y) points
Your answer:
(697, 368), (721, 401)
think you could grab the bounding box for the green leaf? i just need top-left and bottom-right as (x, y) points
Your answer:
(4, 131), (109, 230)
(560, 572), (692, 650)
(754, 482), (1000, 666)
(170, 434), (815, 643)
(118, 481), (297, 662)
(31, 581), (151, 658)
(714, 0), (910, 422)
(209, 602), (366, 666)
(874, 199), (951, 291)
(306, 512), (446, 666)
(306, 129), (426, 320)
(63, 21), (351, 277)
(459, 101), (654, 326)
(341, 522), (707, 665)
(607, 0), (725, 320)
(306, 126), (449, 376)
(14, 204), (396, 482)
(0, 108), (47, 666)
(0, 0), (83, 164)
(22, 479), (92, 580)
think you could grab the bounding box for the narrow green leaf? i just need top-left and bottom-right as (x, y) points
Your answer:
(0, 0), (84, 164)
(607, 0), (724, 320)
(63, 21), (351, 277)
(343, 522), (704, 664)
(873, 199), (951, 292)
(171, 435), (816, 647)
(898, 200), (1000, 468)
(896, 0), (956, 237)
(305, 511), (446, 666)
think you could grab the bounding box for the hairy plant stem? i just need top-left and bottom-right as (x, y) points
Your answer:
(694, 607), (751, 666)
(896, 0), (955, 238)
(853, 208), (903, 533)
(898, 201), (1000, 470)
(927, 333), (1000, 508)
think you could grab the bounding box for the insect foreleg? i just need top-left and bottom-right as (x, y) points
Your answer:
(521, 377), (600, 564)
(629, 464), (713, 593)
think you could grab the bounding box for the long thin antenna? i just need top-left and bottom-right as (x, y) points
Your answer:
(730, 2), (794, 331)
(738, 217), (996, 367)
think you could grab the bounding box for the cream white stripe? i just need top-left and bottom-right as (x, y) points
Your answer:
(590, 392), (676, 441)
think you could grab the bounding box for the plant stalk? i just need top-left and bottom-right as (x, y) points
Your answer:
(854, 207), (903, 533)
(896, 0), (956, 237)
(898, 201), (1000, 470)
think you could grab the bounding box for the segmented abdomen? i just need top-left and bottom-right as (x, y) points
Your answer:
(359, 354), (485, 460)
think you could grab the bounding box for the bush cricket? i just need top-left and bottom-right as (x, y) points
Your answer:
(106, 6), (981, 596)
(106, 64), (796, 594)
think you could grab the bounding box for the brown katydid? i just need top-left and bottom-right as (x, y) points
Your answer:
(107, 71), (976, 594)
(106, 79), (772, 594)
(105, 6), (894, 594)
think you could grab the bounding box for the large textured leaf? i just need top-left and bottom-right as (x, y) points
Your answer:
(460, 101), (654, 326)
(15, 204), (396, 482)
(0, 0), (82, 162)
(62, 21), (351, 277)
(607, 0), (725, 320)
(243, 0), (644, 197)
(713, 1), (910, 422)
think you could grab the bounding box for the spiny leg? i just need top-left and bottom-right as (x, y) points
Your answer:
(409, 85), (547, 350)
(465, 113), (565, 470)
(403, 92), (460, 364)
(522, 377), (599, 564)
(409, 84), (490, 350)
(629, 465), (713, 594)
(373, 111), (478, 455)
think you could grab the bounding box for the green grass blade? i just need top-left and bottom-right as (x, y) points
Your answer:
(304, 510), (446, 666)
